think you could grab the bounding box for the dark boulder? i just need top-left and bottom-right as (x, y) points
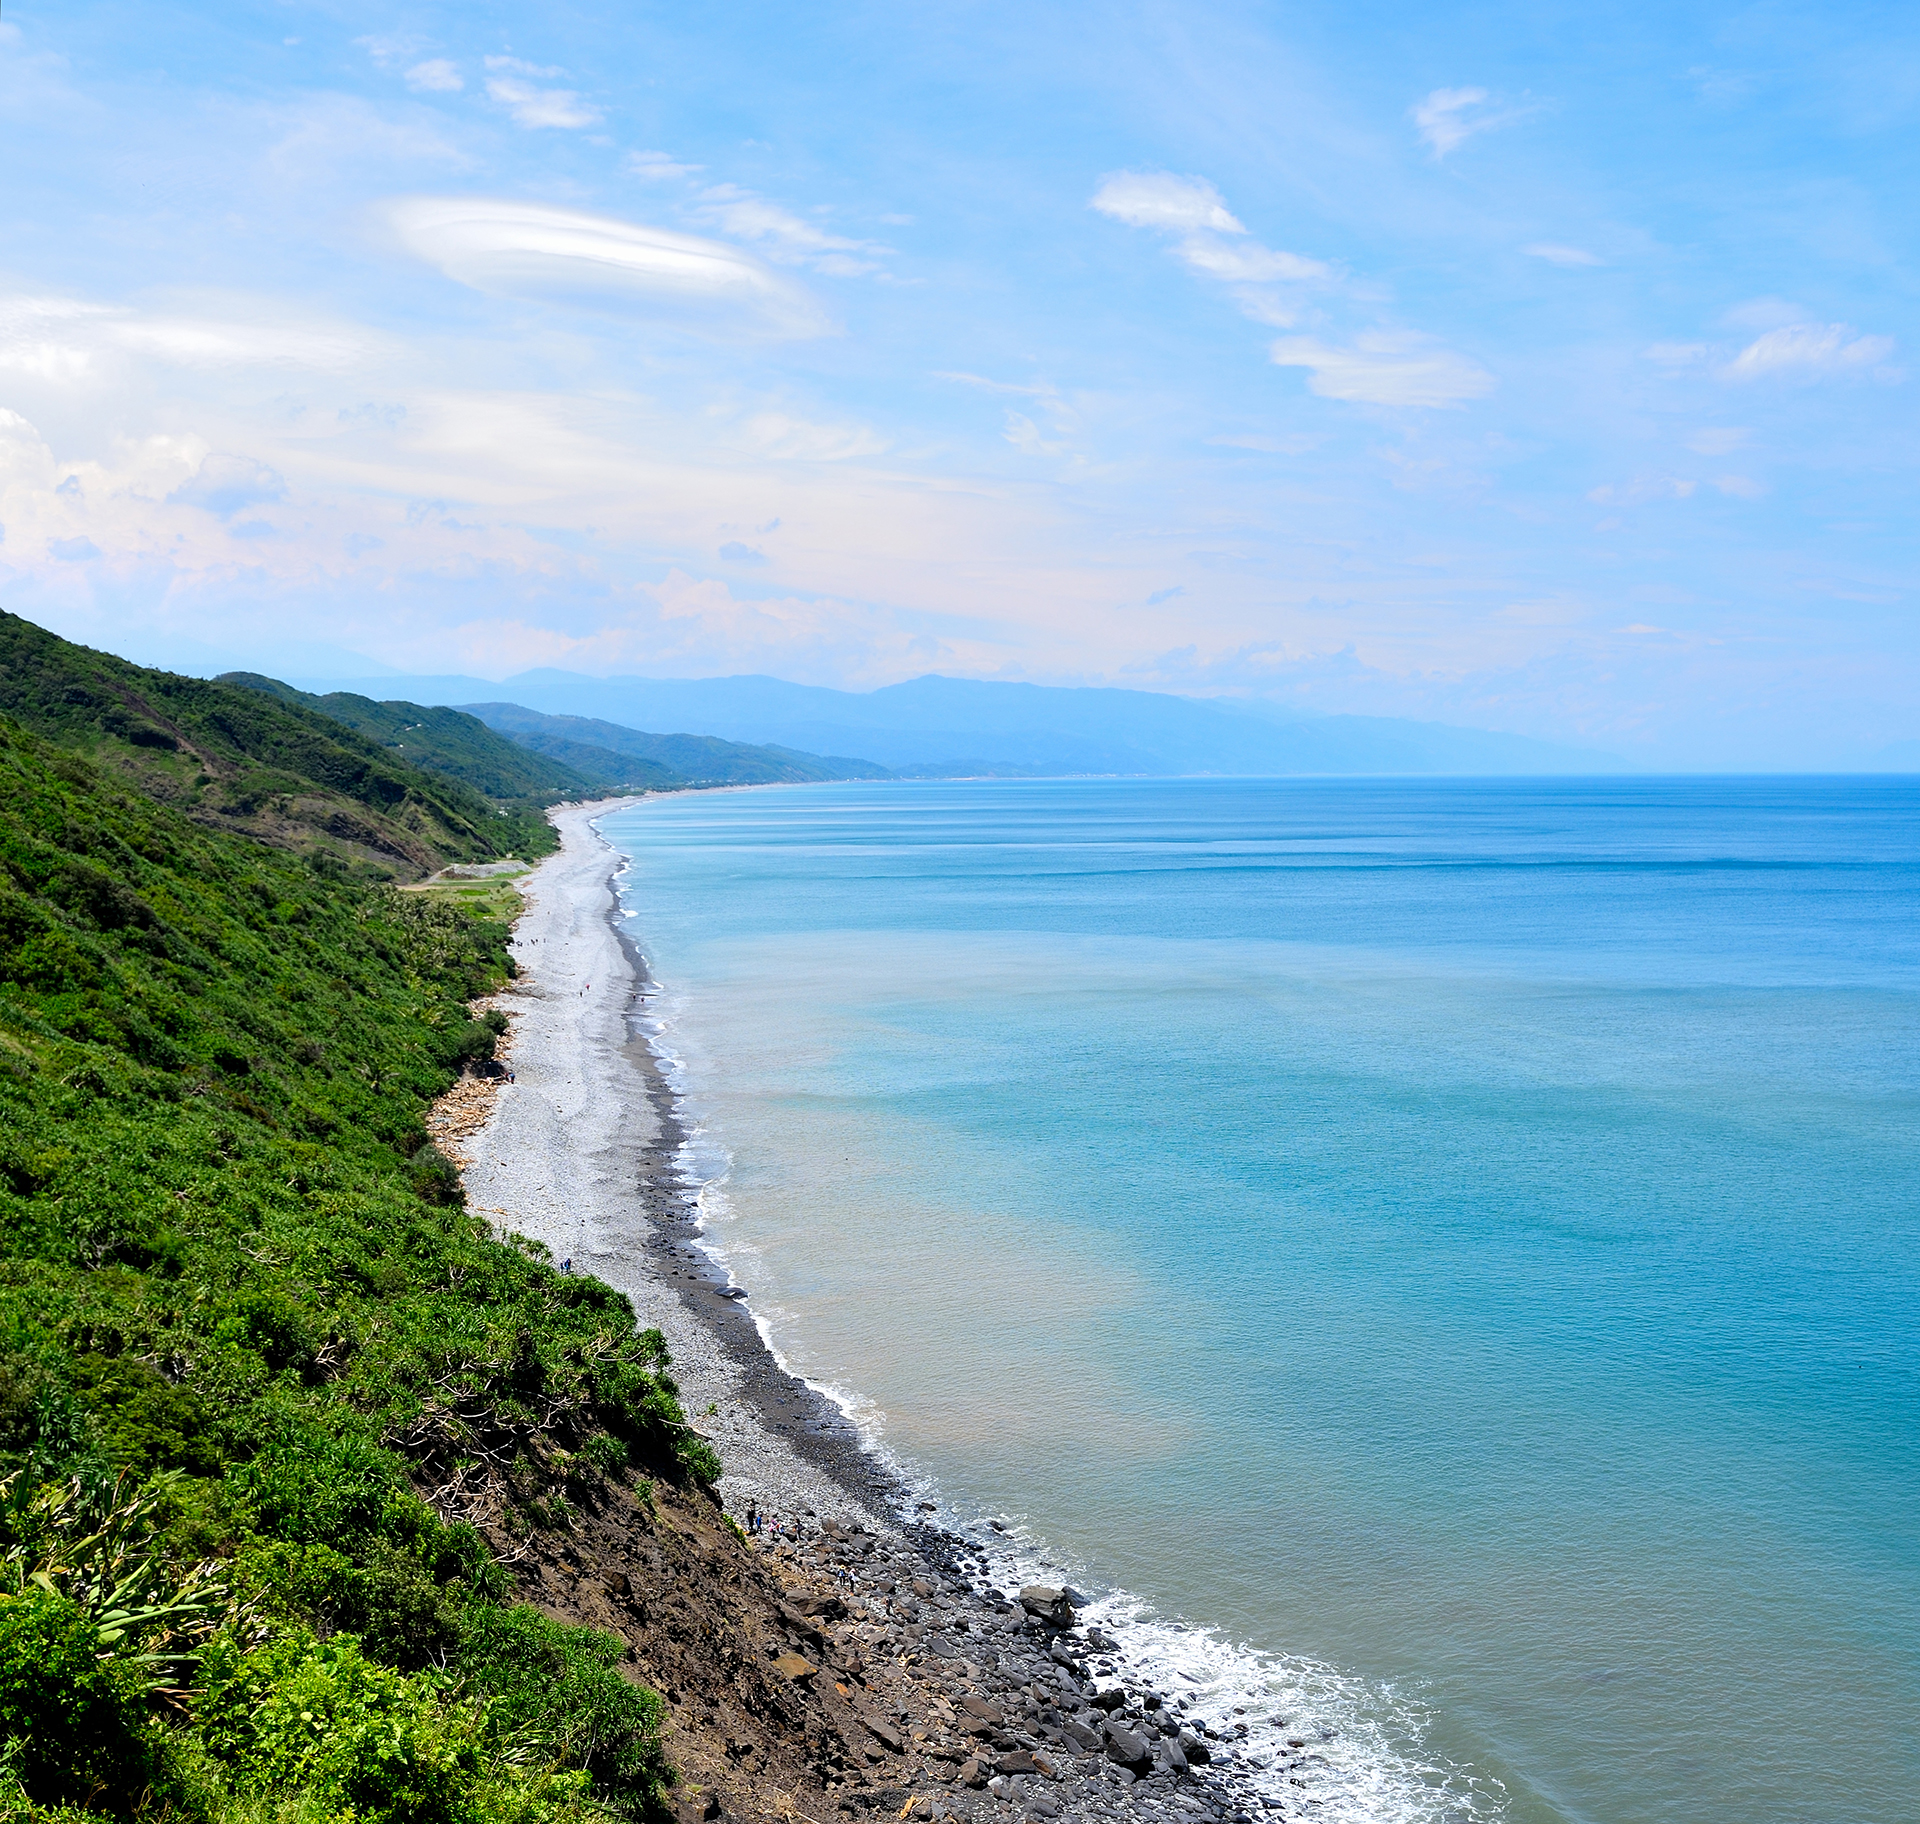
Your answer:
(1103, 1723), (1152, 1769)
(1019, 1586), (1077, 1628)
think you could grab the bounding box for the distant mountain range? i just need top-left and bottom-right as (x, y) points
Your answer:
(286, 669), (1622, 777)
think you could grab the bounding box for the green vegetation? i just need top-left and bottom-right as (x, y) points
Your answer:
(0, 710), (713, 1822)
(216, 680), (671, 805)
(0, 615), (555, 879)
(402, 865), (534, 925)
(462, 703), (894, 787)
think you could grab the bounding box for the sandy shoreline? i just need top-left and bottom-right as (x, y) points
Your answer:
(456, 798), (900, 1531)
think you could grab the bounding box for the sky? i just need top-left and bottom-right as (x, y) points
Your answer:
(0, 0), (1915, 767)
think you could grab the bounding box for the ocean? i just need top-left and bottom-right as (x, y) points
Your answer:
(599, 777), (1920, 1824)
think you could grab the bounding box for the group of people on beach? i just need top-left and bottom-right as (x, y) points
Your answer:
(743, 1503), (793, 1539)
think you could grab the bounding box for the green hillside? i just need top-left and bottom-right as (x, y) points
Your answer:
(217, 677), (682, 800)
(463, 702), (894, 786)
(0, 711), (710, 1822)
(0, 615), (550, 879)
(454, 720), (689, 795)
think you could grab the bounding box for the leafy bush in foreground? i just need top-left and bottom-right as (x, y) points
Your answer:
(0, 715), (697, 1820)
(0, 1589), (158, 1813)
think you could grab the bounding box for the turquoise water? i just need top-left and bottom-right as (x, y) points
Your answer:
(601, 778), (1920, 1824)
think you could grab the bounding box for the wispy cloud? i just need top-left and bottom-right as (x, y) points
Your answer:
(735, 411), (888, 461)
(1524, 242), (1601, 267)
(628, 149), (702, 180)
(383, 197), (829, 336)
(481, 60), (600, 129)
(1088, 171), (1244, 234)
(693, 187), (888, 276)
(354, 34), (425, 70)
(0, 293), (372, 377)
(1091, 170), (1328, 327)
(168, 454), (286, 518)
(1092, 172), (1488, 409)
(1722, 320), (1896, 380)
(935, 370), (1078, 453)
(1412, 86), (1534, 158)
(1268, 332), (1494, 407)
(934, 371), (1055, 397)
(404, 60), (463, 94)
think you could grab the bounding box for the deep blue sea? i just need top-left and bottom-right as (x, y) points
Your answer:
(600, 777), (1920, 1824)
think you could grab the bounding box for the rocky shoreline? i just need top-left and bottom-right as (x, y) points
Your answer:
(440, 801), (1308, 1824)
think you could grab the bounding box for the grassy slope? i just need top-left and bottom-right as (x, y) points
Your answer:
(463, 703), (895, 786)
(0, 615), (553, 879)
(0, 714), (715, 1822)
(217, 676), (674, 803)
(452, 718), (686, 795)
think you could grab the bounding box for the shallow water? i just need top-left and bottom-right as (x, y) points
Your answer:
(601, 777), (1920, 1824)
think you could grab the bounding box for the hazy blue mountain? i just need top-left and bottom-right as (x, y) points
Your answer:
(291, 669), (1622, 776)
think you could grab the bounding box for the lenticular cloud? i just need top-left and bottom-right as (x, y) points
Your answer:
(383, 196), (830, 338)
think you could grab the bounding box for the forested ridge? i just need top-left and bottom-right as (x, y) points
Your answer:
(0, 615), (558, 878)
(0, 710), (715, 1823)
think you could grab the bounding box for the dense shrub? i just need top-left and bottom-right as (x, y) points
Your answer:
(458, 1603), (668, 1815)
(0, 717), (698, 1818)
(195, 1629), (618, 1824)
(0, 1590), (156, 1812)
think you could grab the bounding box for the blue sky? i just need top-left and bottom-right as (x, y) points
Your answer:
(0, 0), (1914, 765)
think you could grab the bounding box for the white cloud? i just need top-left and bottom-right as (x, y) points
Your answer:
(1269, 332), (1494, 407)
(736, 412), (889, 461)
(695, 188), (887, 275)
(1003, 411), (1069, 457)
(355, 34), (425, 69)
(383, 196), (829, 336)
(628, 149), (702, 180)
(405, 59), (463, 93)
(1412, 87), (1487, 156)
(485, 77), (600, 129)
(1090, 169), (1329, 326)
(1090, 171), (1244, 234)
(0, 293), (370, 377)
(168, 454), (286, 517)
(111, 314), (368, 370)
(1412, 86), (1530, 158)
(483, 56), (564, 77)
(1525, 242), (1602, 267)
(1175, 238), (1328, 284)
(934, 371), (1053, 397)
(1722, 320), (1896, 380)
(0, 296), (105, 381)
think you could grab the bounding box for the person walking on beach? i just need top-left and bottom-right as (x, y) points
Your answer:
(746, 1502), (760, 1536)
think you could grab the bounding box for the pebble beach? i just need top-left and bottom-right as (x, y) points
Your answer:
(441, 799), (1294, 1824)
